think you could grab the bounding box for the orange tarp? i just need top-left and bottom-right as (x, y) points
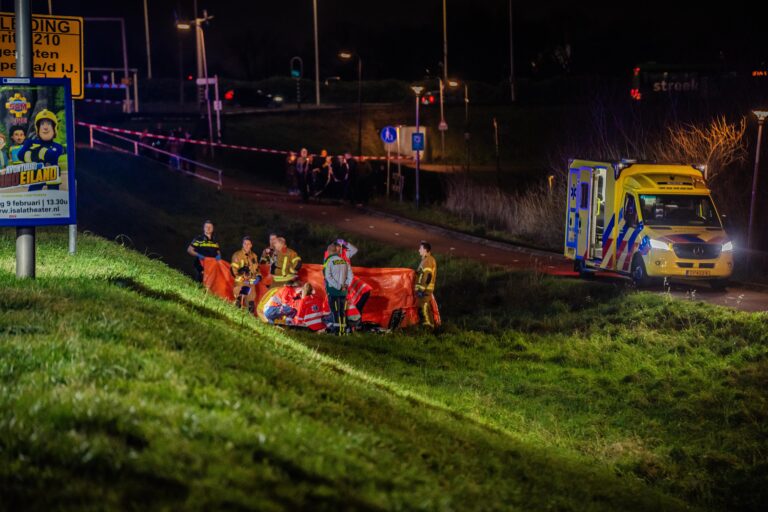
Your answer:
(201, 258), (439, 328)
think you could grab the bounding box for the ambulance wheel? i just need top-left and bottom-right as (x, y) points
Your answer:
(573, 259), (593, 279)
(710, 279), (729, 291)
(631, 256), (653, 288)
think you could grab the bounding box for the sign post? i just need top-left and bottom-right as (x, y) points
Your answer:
(380, 125), (397, 200)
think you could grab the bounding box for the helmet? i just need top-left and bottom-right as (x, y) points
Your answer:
(34, 109), (58, 129)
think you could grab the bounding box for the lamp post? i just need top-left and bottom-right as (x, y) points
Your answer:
(438, 78), (446, 159)
(143, 0), (152, 79)
(447, 80), (469, 171)
(412, 85), (424, 209)
(339, 51), (363, 157)
(177, 11), (215, 150)
(313, 0), (321, 105)
(748, 110), (768, 250)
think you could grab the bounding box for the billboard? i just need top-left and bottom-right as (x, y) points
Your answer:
(0, 77), (75, 227)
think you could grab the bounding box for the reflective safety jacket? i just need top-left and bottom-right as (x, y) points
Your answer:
(190, 235), (221, 258)
(230, 249), (260, 284)
(323, 254), (352, 296)
(273, 247), (302, 284)
(416, 254), (437, 293)
(294, 294), (331, 331)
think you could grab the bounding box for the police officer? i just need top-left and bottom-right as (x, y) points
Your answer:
(415, 240), (437, 328)
(186, 220), (221, 282)
(231, 236), (262, 312)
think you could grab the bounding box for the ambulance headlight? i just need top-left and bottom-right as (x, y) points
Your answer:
(650, 239), (671, 251)
(722, 241), (734, 252)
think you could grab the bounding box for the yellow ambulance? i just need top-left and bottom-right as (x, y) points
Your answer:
(564, 159), (734, 289)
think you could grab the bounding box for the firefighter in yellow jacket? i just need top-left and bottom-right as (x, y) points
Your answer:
(271, 237), (302, 285)
(415, 240), (437, 327)
(231, 236), (262, 312)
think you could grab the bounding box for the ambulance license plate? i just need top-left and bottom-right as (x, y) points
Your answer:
(685, 270), (711, 277)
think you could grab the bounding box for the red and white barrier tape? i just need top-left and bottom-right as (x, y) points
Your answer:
(77, 121), (413, 161)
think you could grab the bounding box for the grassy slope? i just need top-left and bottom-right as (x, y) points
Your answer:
(0, 232), (684, 511)
(3, 149), (763, 510)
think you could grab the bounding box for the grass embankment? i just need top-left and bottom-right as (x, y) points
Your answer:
(0, 232), (686, 510)
(16, 148), (765, 510)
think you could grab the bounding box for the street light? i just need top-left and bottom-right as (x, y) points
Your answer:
(412, 85), (424, 209)
(177, 10), (215, 149)
(748, 110), (768, 249)
(339, 50), (363, 157)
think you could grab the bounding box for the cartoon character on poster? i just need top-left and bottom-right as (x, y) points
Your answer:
(0, 78), (75, 227)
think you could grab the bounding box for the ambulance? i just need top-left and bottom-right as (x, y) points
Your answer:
(564, 159), (734, 288)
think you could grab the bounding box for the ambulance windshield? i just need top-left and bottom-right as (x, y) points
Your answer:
(639, 194), (721, 227)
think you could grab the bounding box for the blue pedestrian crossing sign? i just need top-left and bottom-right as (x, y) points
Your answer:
(381, 125), (397, 144)
(412, 132), (425, 151)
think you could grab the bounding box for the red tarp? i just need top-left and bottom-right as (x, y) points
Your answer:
(201, 258), (440, 328)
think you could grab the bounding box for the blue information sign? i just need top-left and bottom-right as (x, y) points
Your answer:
(380, 125), (397, 144)
(0, 77), (77, 227)
(411, 132), (424, 151)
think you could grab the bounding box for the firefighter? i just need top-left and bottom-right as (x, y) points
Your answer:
(18, 109), (65, 191)
(415, 240), (437, 328)
(324, 238), (372, 326)
(7, 126), (26, 163)
(271, 237), (302, 285)
(324, 243), (352, 334)
(260, 233), (278, 265)
(231, 236), (262, 313)
(186, 220), (222, 282)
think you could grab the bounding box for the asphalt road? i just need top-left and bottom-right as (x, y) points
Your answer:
(227, 179), (768, 313)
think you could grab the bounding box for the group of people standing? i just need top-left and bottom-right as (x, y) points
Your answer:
(285, 148), (374, 205)
(186, 220), (438, 332)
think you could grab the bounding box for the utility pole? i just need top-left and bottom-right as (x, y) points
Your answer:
(15, 0), (34, 278)
(143, 0), (152, 79)
(442, 0), (448, 86)
(508, 0), (515, 102)
(313, 0), (320, 105)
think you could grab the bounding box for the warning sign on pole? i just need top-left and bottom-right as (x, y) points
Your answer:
(0, 13), (84, 99)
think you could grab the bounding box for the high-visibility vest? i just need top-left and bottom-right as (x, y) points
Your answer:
(273, 248), (302, 283)
(295, 295), (330, 331)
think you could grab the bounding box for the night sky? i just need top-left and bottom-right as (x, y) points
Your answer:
(0, 1), (764, 82)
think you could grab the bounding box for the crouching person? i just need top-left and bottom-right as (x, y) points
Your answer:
(263, 285), (299, 325)
(231, 236), (262, 313)
(294, 284), (331, 331)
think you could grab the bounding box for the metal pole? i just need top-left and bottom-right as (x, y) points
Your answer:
(415, 94), (421, 209)
(397, 125), (403, 202)
(313, 0), (320, 105)
(748, 119), (764, 250)
(143, 0), (152, 79)
(493, 117), (501, 187)
(508, 0), (515, 102)
(357, 56), (362, 157)
(442, 0), (448, 86)
(133, 70), (139, 112)
(386, 145), (391, 200)
(120, 18), (131, 112)
(214, 74), (222, 142)
(439, 78), (445, 160)
(48, 0), (52, 14)
(200, 25), (214, 155)
(465, 84), (470, 172)
(15, 0), (34, 279)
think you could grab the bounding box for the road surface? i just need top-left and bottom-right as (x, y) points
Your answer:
(226, 179), (768, 313)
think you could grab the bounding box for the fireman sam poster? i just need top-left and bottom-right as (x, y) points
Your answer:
(0, 77), (75, 227)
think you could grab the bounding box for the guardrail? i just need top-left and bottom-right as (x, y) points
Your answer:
(85, 124), (223, 190)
